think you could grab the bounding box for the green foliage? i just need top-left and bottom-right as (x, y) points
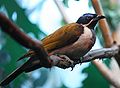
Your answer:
(62, 0), (69, 8)
(0, 0), (46, 39)
(82, 62), (109, 88)
(0, 0), (47, 87)
(0, 0), (117, 88)
(100, 0), (120, 31)
(61, 84), (68, 88)
(88, 0), (120, 31)
(82, 1), (115, 88)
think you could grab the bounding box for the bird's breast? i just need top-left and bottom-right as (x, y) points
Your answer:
(62, 26), (96, 60)
(74, 26), (95, 46)
(72, 26), (96, 54)
(50, 26), (96, 61)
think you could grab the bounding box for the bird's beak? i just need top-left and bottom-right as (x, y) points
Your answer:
(86, 15), (105, 29)
(94, 15), (105, 21)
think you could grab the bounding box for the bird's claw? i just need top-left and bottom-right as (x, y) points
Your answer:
(56, 55), (75, 70)
(79, 59), (82, 65)
(70, 64), (74, 71)
(73, 59), (82, 66)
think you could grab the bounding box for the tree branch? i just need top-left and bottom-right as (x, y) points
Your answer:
(91, 0), (120, 87)
(82, 44), (119, 63)
(1, 3), (120, 87)
(91, 0), (113, 47)
(81, 44), (120, 88)
(54, 0), (120, 87)
(92, 0), (120, 67)
(0, 13), (76, 69)
(0, 13), (51, 67)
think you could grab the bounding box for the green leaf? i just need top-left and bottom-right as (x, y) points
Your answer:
(0, 0), (47, 87)
(82, 62), (109, 88)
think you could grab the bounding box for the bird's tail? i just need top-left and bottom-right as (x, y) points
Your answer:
(0, 63), (26, 86)
(17, 50), (34, 61)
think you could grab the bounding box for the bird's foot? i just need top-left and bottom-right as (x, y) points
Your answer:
(56, 55), (75, 70)
(73, 58), (82, 66)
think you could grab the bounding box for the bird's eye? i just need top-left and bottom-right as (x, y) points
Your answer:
(87, 16), (91, 20)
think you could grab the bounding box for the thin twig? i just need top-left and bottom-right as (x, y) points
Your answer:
(54, 0), (71, 23)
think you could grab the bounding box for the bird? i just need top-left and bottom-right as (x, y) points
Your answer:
(0, 13), (105, 86)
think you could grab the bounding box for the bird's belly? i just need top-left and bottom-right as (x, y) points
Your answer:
(67, 27), (96, 60)
(50, 35), (95, 61)
(70, 37), (95, 58)
(50, 27), (96, 61)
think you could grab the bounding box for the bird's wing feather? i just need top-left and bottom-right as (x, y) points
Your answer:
(17, 23), (84, 60)
(42, 23), (84, 52)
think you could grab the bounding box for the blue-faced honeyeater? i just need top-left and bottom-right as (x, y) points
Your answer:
(0, 13), (105, 86)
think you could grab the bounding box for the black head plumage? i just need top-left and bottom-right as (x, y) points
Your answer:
(76, 13), (105, 29)
(76, 13), (97, 24)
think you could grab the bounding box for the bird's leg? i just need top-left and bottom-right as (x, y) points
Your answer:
(71, 57), (82, 66)
(56, 55), (75, 70)
(79, 57), (82, 65)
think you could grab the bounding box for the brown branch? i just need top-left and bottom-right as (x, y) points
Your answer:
(92, 0), (120, 87)
(92, 0), (120, 66)
(1, 2), (119, 84)
(0, 13), (74, 69)
(91, 0), (113, 47)
(0, 13), (51, 67)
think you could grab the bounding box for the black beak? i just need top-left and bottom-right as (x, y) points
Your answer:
(94, 15), (105, 21)
(86, 15), (105, 29)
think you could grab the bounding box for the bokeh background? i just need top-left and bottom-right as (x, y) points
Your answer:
(0, 0), (120, 88)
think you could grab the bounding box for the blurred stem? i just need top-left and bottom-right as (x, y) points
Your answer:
(92, 60), (120, 88)
(91, 0), (120, 66)
(92, 0), (120, 87)
(54, 0), (71, 23)
(91, 0), (113, 47)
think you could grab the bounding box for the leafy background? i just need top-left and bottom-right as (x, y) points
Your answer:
(0, 0), (120, 88)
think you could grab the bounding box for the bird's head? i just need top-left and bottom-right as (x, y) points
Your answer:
(76, 13), (105, 29)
